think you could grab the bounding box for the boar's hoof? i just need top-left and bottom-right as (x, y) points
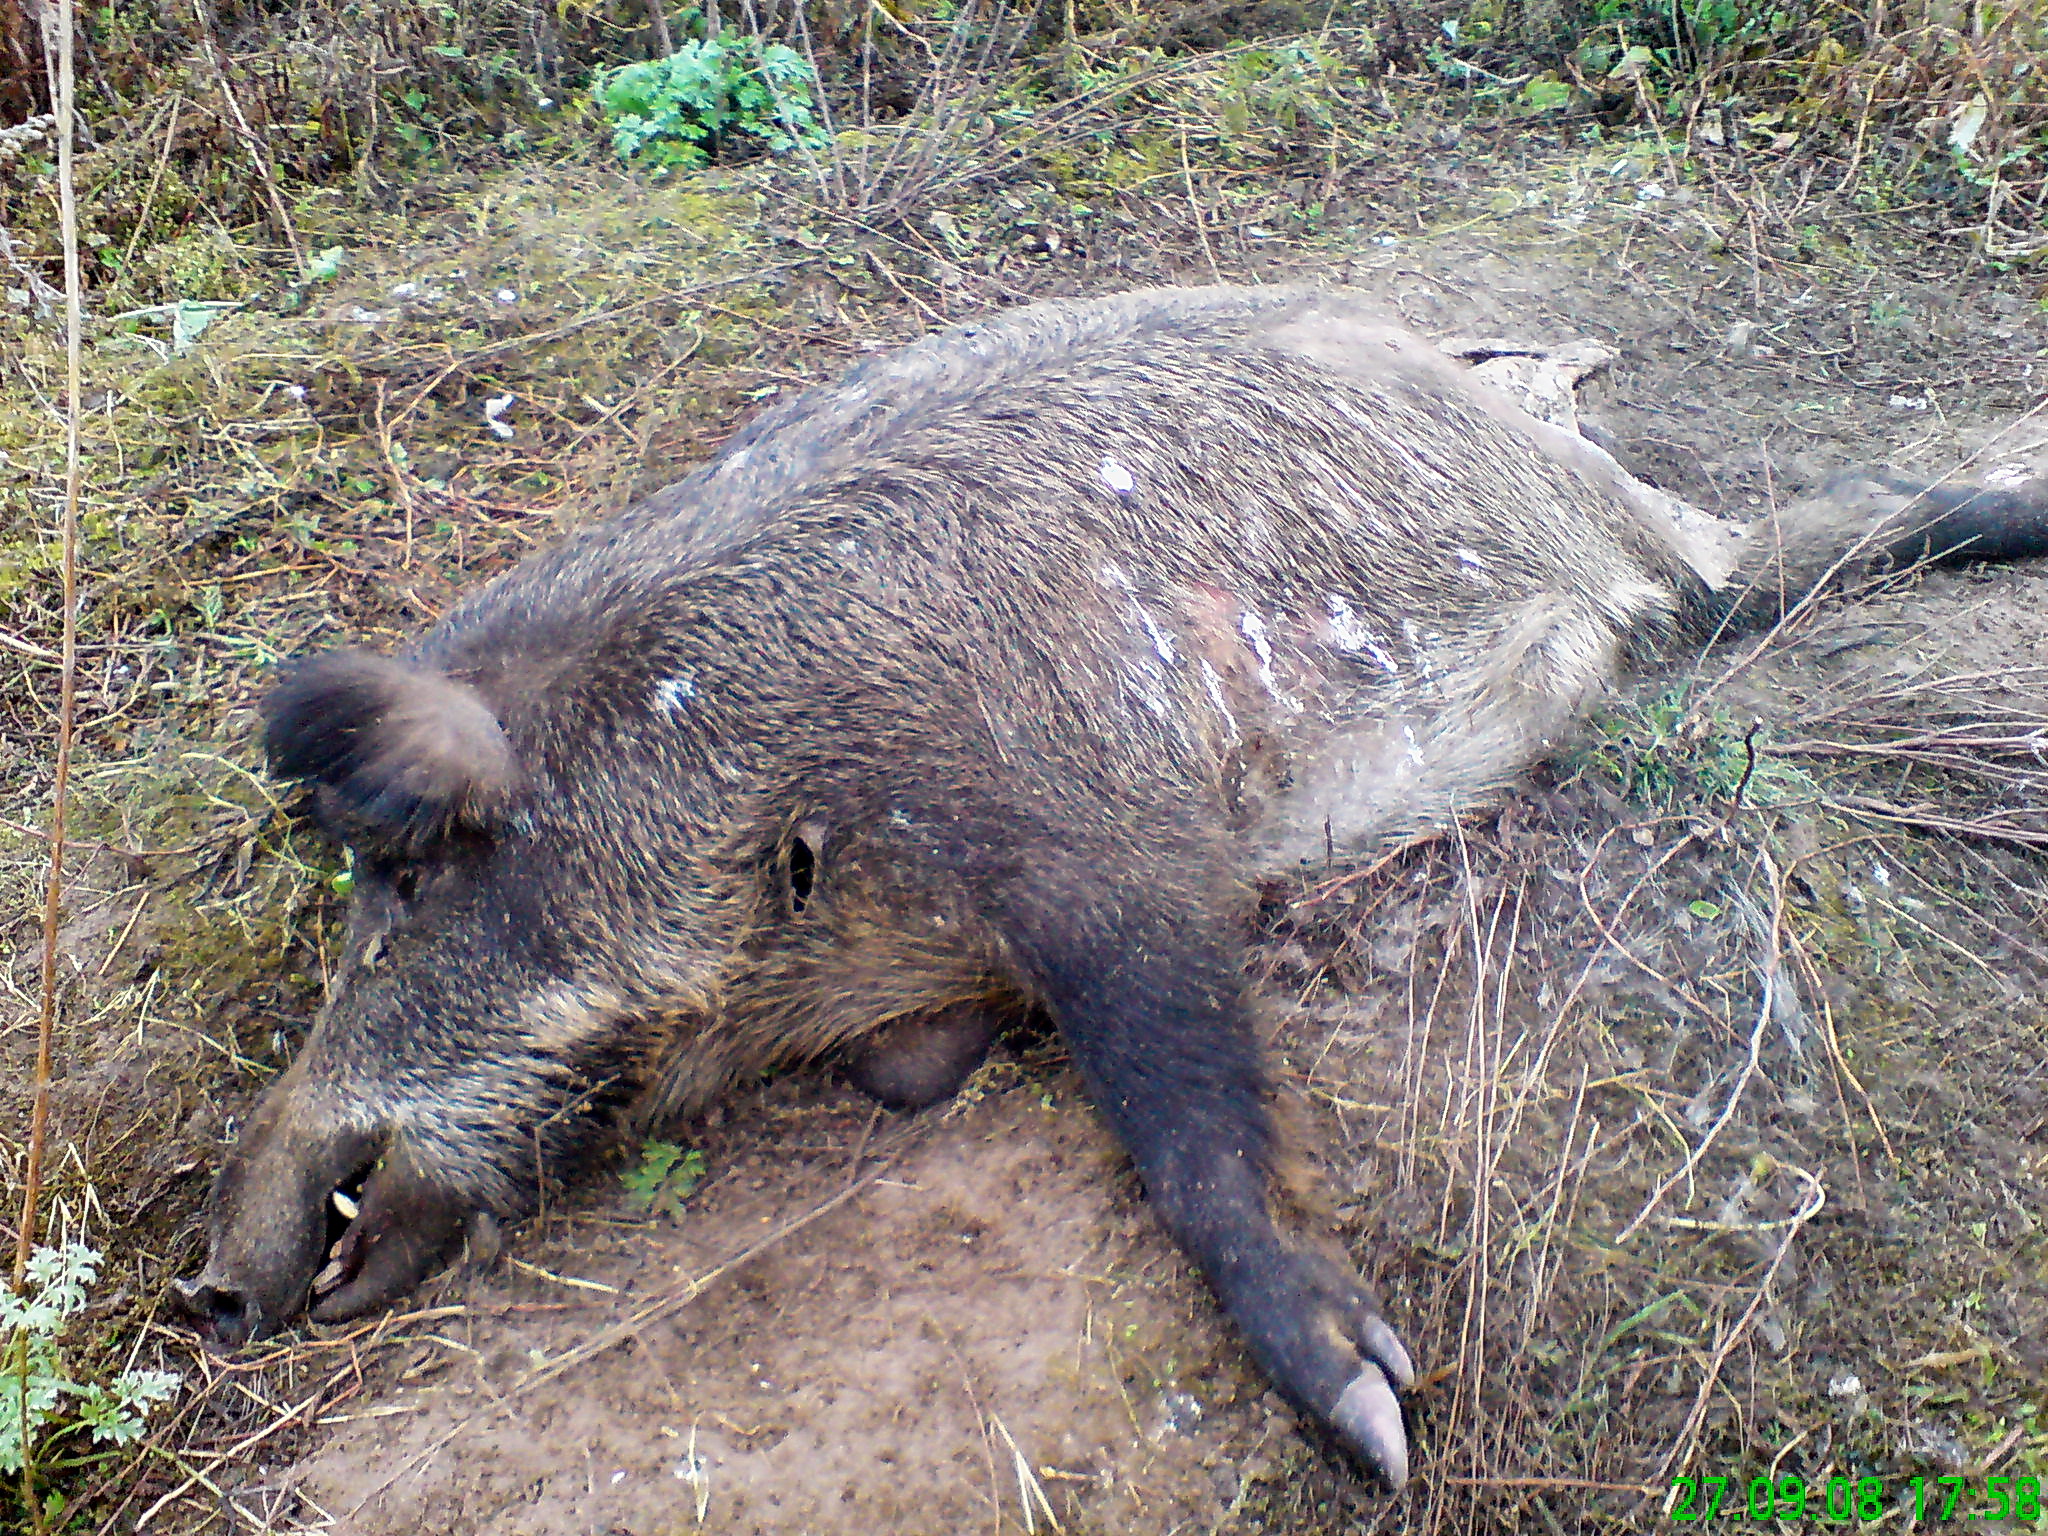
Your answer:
(845, 1004), (998, 1110)
(1229, 1248), (1416, 1493)
(1334, 1357), (1412, 1493)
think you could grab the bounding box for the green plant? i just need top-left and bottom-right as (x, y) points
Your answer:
(594, 35), (826, 173)
(1578, 686), (1815, 807)
(622, 1141), (708, 1218)
(2, 1245), (179, 1488)
(1210, 42), (1346, 143)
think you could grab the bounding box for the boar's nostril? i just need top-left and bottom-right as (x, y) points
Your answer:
(170, 1278), (260, 1347)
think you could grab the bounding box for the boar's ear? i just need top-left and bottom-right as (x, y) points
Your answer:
(263, 649), (519, 855)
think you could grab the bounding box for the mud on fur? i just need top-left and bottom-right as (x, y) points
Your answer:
(172, 286), (2048, 1492)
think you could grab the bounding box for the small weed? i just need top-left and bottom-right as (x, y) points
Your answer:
(1576, 685), (1815, 807)
(594, 32), (826, 173)
(1208, 42), (1347, 145)
(622, 1141), (708, 1218)
(2, 1246), (180, 1500)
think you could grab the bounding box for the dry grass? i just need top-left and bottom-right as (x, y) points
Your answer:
(1244, 613), (2048, 1530)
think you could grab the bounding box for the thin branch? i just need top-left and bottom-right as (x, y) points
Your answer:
(1614, 847), (1786, 1245)
(17, 0), (84, 1288)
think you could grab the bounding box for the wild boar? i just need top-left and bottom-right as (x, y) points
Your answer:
(174, 285), (2048, 1492)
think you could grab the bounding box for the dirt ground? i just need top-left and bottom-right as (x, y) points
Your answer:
(5, 92), (2047, 1536)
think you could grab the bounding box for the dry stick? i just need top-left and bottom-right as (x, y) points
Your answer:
(387, 264), (806, 433)
(1519, 1067), (1586, 1345)
(645, 0), (674, 56)
(115, 95), (182, 277)
(0, 628), (61, 661)
(1613, 847), (1787, 1246)
(518, 1129), (919, 1392)
(1650, 1164), (1826, 1495)
(16, 0), (84, 1290)
(192, 5), (305, 279)
(1445, 1475), (1662, 1493)
(373, 378), (421, 566)
(1179, 125), (1222, 282)
(331, 1146), (920, 1519)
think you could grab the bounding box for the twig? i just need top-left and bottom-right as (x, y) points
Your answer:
(1613, 847), (1785, 1245)
(1828, 793), (2048, 848)
(192, 6), (306, 278)
(389, 264), (808, 432)
(0, 628), (62, 661)
(373, 378), (421, 566)
(1444, 1475), (1662, 1492)
(1651, 1164), (1826, 1491)
(991, 1415), (1061, 1533)
(1179, 125), (1221, 281)
(16, 0), (84, 1289)
(116, 95), (182, 277)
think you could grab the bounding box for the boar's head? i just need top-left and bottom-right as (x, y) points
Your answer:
(175, 647), (716, 1343)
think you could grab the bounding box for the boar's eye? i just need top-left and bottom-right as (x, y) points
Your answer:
(392, 865), (422, 907)
(787, 836), (816, 914)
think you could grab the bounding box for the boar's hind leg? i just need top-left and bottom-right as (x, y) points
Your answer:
(987, 842), (1416, 1491)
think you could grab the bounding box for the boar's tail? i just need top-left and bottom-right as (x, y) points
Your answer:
(1704, 467), (2048, 634)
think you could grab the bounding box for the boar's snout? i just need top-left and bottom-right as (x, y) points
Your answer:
(173, 1081), (473, 1345)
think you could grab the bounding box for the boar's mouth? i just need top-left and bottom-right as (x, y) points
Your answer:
(174, 1123), (474, 1347)
(301, 1152), (476, 1327)
(306, 1164), (376, 1303)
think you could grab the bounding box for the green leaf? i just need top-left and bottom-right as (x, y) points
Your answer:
(1608, 44), (1659, 81)
(622, 1141), (708, 1217)
(1688, 899), (1722, 920)
(169, 299), (238, 355)
(594, 39), (823, 168)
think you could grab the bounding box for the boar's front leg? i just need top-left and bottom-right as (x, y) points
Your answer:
(941, 815), (1416, 1490)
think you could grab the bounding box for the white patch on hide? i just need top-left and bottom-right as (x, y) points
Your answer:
(1237, 610), (1301, 712)
(1198, 659), (1240, 746)
(1098, 457), (1137, 495)
(1325, 593), (1401, 676)
(1136, 609), (1178, 666)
